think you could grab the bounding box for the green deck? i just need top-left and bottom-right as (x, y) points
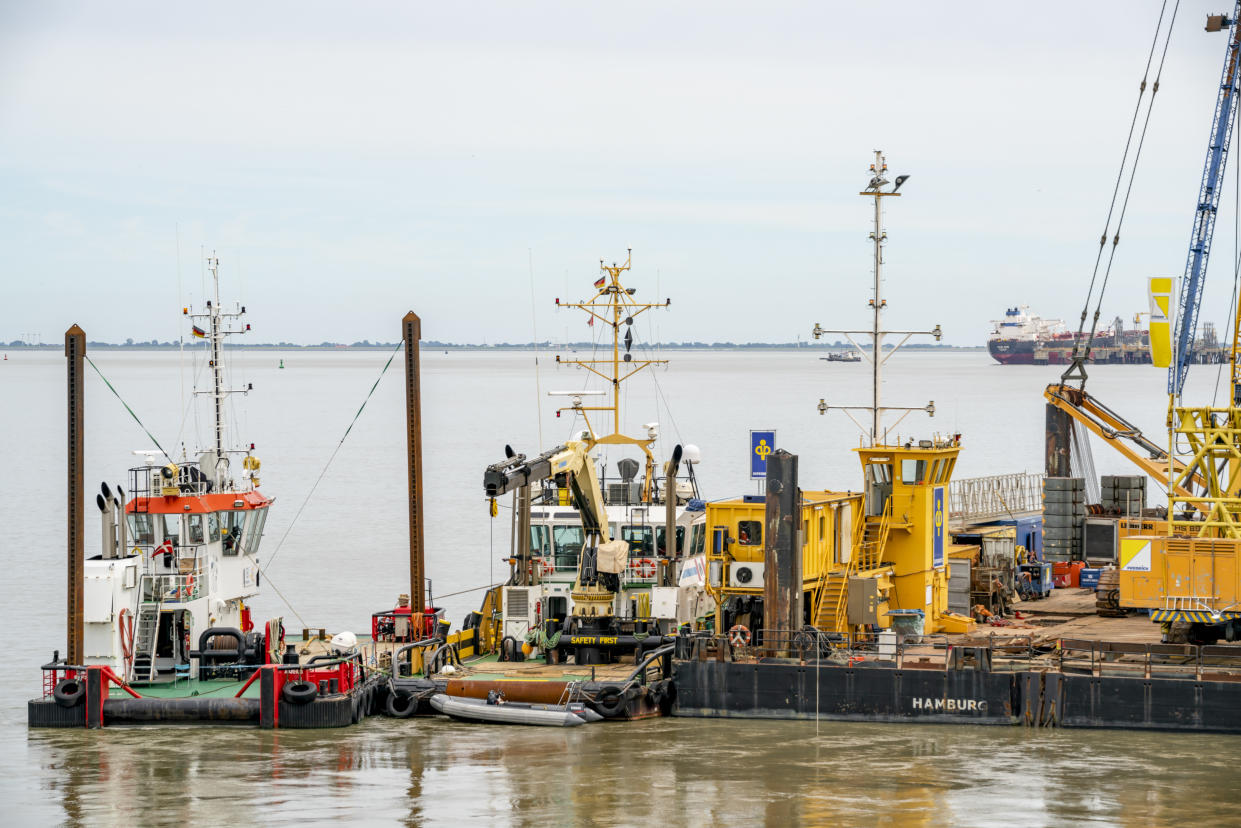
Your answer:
(111, 677), (259, 700)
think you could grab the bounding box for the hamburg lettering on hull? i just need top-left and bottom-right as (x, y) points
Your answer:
(911, 697), (987, 713)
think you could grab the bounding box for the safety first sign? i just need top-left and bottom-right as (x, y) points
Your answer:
(1121, 538), (1151, 572)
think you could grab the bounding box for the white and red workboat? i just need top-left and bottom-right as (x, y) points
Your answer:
(31, 257), (378, 729)
(90, 257), (275, 684)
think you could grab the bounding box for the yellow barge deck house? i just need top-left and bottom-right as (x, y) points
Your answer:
(704, 438), (974, 643)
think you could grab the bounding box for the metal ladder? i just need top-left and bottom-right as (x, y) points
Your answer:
(132, 602), (160, 682)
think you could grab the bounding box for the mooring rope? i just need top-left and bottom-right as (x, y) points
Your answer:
(262, 340), (403, 570)
(85, 356), (173, 463)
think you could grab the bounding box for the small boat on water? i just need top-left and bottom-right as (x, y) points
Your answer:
(429, 693), (602, 727)
(820, 349), (862, 362)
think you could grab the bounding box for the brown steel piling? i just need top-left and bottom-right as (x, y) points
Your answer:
(403, 312), (426, 615)
(66, 325), (86, 666)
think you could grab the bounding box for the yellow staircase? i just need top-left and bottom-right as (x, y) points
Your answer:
(813, 500), (892, 634)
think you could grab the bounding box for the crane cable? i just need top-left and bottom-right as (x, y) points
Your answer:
(1067, 0), (1180, 378)
(1214, 124), (1241, 406)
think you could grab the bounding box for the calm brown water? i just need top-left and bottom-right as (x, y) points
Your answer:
(5, 348), (1240, 825)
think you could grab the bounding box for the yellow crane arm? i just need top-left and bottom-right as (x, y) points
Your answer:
(483, 441), (610, 543)
(1043, 384), (1203, 502)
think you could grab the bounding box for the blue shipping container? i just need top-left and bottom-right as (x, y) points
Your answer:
(1079, 567), (1102, 589)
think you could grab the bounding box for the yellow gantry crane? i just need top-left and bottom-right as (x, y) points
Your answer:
(1046, 7), (1241, 636)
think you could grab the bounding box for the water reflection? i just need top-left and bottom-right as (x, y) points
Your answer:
(19, 708), (1241, 825)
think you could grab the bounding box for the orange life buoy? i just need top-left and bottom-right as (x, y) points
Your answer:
(728, 624), (751, 647)
(181, 572), (196, 600)
(630, 558), (656, 579)
(118, 608), (135, 678)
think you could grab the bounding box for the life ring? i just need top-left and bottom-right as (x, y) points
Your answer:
(53, 678), (86, 708)
(180, 572), (196, 601)
(118, 608), (135, 679)
(591, 686), (627, 718)
(632, 558), (656, 579)
(728, 624), (751, 648)
(282, 680), (318, 705)
(386, 690), (418, 718)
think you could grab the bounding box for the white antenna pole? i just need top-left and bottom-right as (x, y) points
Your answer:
(209, 255), (225, 485)
(871, 149), (884, 444)
(813, 151), (939, 442)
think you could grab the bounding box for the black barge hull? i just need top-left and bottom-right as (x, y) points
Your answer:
(673, 660), (1241, 733)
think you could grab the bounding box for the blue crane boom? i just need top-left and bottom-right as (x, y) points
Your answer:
(1171, 4), (1241, 397)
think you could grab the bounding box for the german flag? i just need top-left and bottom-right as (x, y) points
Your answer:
(593, 276), (606, 288)
(192, 325), (207, 338)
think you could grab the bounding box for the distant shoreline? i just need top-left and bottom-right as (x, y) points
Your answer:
(4, 341), (987, 352)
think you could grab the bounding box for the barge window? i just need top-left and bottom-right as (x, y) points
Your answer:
(206, 512), (220, 543)
(552, 525), (584, 569)
(244, 508), (268, 557)
(128, 514), (154, 546)
(900, 459), (926, 485)
(221, 511), (246, 556)
(623, 525), (654, 556)
(690, 524), (705, 557)
(161, 514), (181, 546)
(866, 462), (892, 485)
(186, 514), (204, 545)
(528, 525), (551, 556)
(737, 520), (762, 546)
(655, 526), (685, 556)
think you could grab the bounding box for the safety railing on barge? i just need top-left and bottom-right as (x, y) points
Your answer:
(949, 471), (1044, 525)
(1058, 638), (1241, 681)
(232, 652), (367, 700)
(38, 655), (143, 700)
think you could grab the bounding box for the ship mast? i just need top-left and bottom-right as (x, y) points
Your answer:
(553, 250), (670, 498)
(814, 151), (941, 445)
(187, 255), (252, 488)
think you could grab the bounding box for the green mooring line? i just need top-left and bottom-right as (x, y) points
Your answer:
(85, 356), (172, 463)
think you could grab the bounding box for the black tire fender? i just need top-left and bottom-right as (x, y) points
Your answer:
(281, 680), (318, 705)
(53, 678), (85, 709)
(592, 686), (627, 718)
(386, 690), (418, 719)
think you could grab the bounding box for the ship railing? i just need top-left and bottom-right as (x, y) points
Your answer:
(689, 629), (1010, 672)
(391, 637), (448, 679)
(127, 461), (213, 508)
(235, 653), (368, 699)
(949, 472), (1045, 525)
(141, 568), (204, 604)
(38, 655), (142, 700)
(1058, 638), (1241, 681)
(530, 559), (580, 580)
(39, 655), (83, 699)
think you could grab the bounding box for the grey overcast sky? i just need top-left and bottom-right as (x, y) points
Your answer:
(0, 1), (1235, 345)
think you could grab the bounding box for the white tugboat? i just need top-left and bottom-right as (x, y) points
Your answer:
(85, 255), (276, 684)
